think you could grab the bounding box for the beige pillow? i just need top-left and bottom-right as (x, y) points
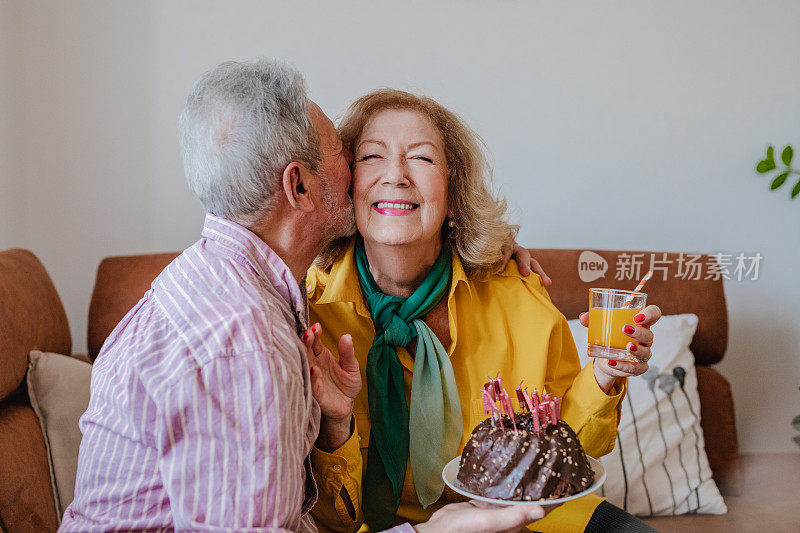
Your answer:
(26, 350), (92, 520)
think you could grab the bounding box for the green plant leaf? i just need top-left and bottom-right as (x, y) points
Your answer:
(757, 160), (776, 173)
(757, 145), (776, 173)
(782, 145), (794, 166)
(771, 171), (789, 190)
(792, 179), (800, 199)
(793, 414), (800, 432)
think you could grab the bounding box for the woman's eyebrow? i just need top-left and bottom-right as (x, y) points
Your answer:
(407, 141), (438, 150)
(356, 139), (386, 150)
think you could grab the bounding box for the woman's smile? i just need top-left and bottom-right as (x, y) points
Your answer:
(372, 200), (420, 216)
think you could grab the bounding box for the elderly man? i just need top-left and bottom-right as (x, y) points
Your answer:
(60, 60), (542, 532)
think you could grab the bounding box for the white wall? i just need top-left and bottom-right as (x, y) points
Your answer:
(5, 1), (155, 353)
(0, 1), (20, 246)
(2, 0), (798, 453)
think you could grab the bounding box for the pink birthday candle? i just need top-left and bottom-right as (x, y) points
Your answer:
(538, 404), (549, 429)
(548, 400), (558, 423)
(492, 377), (502, 396)
(500, 390), (517, 431)
(484, 382), (496, 403)
(521, 388), (535, 413)
(482, 389), (495, 415)
(515, 386), (527, 412)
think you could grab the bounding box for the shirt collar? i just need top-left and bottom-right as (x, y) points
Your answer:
(201, 213), (308, 330)
(312, 238), (472, 316)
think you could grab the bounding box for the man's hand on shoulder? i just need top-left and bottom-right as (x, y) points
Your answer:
(498, 242), (551, 286)
(302, 323), (362, 451)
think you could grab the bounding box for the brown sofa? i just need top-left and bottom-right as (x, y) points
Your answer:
(0, 250), (68, 532)
(85, 249), (743, 500)
(0, 245), (786, 532)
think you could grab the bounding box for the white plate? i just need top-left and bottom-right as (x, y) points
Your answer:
(442, 456), (606, 506)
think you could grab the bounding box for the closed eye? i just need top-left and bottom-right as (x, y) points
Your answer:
(359, 154), (381, 161)
(412, 156), (433, 163)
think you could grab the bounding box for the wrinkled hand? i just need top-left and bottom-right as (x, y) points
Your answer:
(301, 323), (361, 423)
(498, 242), (552, 286)
(413, 500), (547, 533)
(579, 305), (662, 392)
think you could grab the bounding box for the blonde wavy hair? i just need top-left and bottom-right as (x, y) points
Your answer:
(316, 89), (518, 278)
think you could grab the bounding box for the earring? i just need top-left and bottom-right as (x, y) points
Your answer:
(447, 218), (455, 228)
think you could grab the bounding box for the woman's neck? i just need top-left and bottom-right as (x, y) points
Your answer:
(363, 237), (442, 297)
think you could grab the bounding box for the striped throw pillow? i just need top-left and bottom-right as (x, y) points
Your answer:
(567, 314), (727, 516)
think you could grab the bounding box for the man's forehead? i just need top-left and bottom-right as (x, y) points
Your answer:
(308, 100), (342, 150)
(308, 101), (332, 129)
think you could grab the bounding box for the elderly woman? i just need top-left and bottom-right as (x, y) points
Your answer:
(304, 90), (660, 533)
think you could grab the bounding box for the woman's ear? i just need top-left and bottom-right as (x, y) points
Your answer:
(281, 162), (316, 212)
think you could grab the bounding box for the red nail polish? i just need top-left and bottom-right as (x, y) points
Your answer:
(302, 331), (308, 340)
(629, 343), (638, 352)
(634, 313), (645, 324)
(623, 325), (635, 335)
(608, 360), (617, 367)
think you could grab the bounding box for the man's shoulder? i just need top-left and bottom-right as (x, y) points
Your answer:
(152, 248), (297, 362)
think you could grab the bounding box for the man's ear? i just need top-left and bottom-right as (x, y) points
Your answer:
(281, 162), (316, 213)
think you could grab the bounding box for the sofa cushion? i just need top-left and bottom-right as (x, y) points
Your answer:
(568, 314), (727, 516)
(26, 351), (92, 521)
(0, 249), (71, 401)
(0, 389), (59, 532)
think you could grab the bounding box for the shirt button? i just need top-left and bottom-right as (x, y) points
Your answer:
(332, 464), (342, 472)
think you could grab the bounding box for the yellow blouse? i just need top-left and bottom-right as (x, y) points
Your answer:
(308, 241), (625, 533)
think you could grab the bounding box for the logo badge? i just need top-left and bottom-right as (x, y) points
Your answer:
(578, 251), (608, 283)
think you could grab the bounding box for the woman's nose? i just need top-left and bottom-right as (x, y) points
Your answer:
(382, 156), (411, 187)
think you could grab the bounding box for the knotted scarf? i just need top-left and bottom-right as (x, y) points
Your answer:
(355, 238), (463, 530)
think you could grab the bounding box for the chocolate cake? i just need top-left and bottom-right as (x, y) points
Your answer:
(455, 378), (594, 501)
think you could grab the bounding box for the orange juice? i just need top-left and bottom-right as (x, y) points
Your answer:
(588, 307), (644, 350)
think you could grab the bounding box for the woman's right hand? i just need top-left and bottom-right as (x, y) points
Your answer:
(412, 500), (547, 533)
(579, 305), (661, 393)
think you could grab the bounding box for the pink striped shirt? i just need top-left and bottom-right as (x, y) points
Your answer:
(61, 214), (323, 532)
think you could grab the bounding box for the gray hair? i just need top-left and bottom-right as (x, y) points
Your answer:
(178, 59), (321, 226)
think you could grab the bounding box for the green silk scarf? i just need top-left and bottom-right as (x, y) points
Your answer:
(355, 238), (463, 530)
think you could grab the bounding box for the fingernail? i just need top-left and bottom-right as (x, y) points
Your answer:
(608, 360), (617, 367)
(302, 331), (309, 340)
(623, 325), (635, 335)
(634, 313), (645, 324)
(313, 323), (320, 333)
(629, 343), (638, 352)
(529, 508), (544, 519)
(579, 312), (587, 319)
